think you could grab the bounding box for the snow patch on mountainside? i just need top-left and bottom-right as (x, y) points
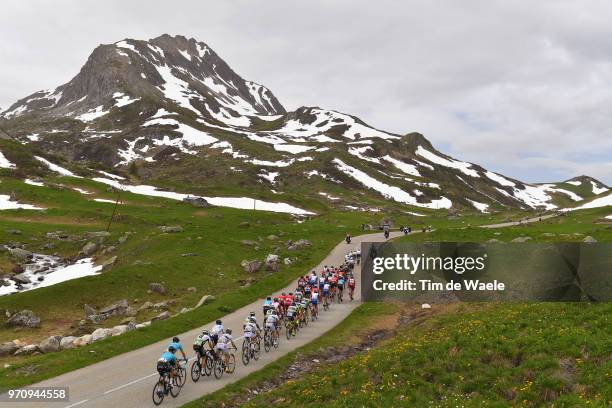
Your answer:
(333, 159), (451, 209)
(92, 177), (313, 214)
(348, 146), (380, 163)
(467, 198), (489, 213)
(35, 156), (81, 177)
(0, 151), (16, 169)
(382, 155), (421, 177)
(76, 105), (109, 122)
(566, 193), (612, 211)
(485, 171), (515, 187)
(0, 195), (43, 210)
(591, 180), (608, 195)
(416, 146), (479, 178)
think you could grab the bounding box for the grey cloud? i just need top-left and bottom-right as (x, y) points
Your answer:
(0, 0), (610, 184)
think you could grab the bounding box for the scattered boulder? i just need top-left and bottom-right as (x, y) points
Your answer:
(583, 236), (597, 243)
(187, 286), (197, 293)
(73, 334), (92, 347)
(126, 321), (137, 331)
(511, 236), (532, 243)
(101, 256), (118, 271)
(240, 240), (257, 246)
(99, 299), (129, 317)
(241, 260), (262, 274)
(182, 196), (211, 208)
(85, 231), (111, 239)
(239, 221), (250, 228)
(158, 226), (183, 233)
(421, 303), (432, 309)
(283, 258), (294, 265)
(117, 234), (129, 244)
(149, 282), (166, 294)
(84, 304), (97, 318)
(80, 242), (99, 256)
(153, 302), (168, 310)
(91, 328), (112, 342)
(111, 325), (128, 336)
(180, 307), (192, 314)
(287, 239), (312, 251)
(137, 301), (154, 312)
(0, 341), (18, 356)
(266, 234), (279, 241)
(195, 294), (215, 308)
(486, 239), (502, 243)
(39, 335), (62, 353)
(264, 254), (280, 271)
(8, 248), (32, 262)
(6, 310), (41, 328)
(60, 336), (77, 350)
(135, 322), (151, 329)
(11, 273), (31, 285)
(14, 344), (38, 355)
(151, 311), (170, 322)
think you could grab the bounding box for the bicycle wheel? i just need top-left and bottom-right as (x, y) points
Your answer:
(177, 364), (187, 387)
(286, 322), (292, 339)
(214, 359), (224, 379)
(152, 378), (165, 406)
(253, 340), (261, 361)
(204, 354), (214, 376)
(273, 330), (280, 348)
(170, 375), (181, 397)
(190, 360), (201, 382)
(241, 341), (250, 365)
(226, 354), (236, 374)
(264, 330), (272, 352)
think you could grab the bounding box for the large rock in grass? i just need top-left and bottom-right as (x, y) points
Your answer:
(60, 336), (77, 350)
(149, 282), (166, 294)
(7, 310), (41, 328)
(151, 311), (170, 322)
(264, 254), (280, 271)
(39, 335), (62, 353)
(14, 344), (38, 355)
(11, 273), (31, 285)
(583, 236), (597, 243)
(8, 248), (32, 262)
(182, 196), (211, 208)
(0, 341), (18, 356)
(111, 325), (128, 336)
(99, 299), (129, 316)
(195, 295), (215, 308)
(241, 260), (262, 274)
(91, 328), (112, 342)
(80, 242), (99, 256)
(73, 334), (92, 347)
(159, 226), (183, 233)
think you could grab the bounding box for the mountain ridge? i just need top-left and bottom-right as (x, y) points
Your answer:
(0, 34), (608, 213)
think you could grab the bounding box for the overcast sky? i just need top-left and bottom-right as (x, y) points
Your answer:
(1, 0), (611, 184)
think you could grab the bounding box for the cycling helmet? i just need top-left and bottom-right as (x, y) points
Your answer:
(281, 292), (286, 296)
(202, 330), (210, 336)
(250, 311), (256, 317)
(168, 345), (176, 352)
(173, 336), (180, 343)
(249, 316), (257, 323)
(273, 297), (279, 302)
(266, 296), (272, 301)
(226, 329), (232, 335)
(216, 320), (222, 325)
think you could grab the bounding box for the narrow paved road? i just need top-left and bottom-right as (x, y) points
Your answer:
(480, 213), (558, 229)
(13, 231), (402, 408)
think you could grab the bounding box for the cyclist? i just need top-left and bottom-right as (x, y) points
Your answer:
(193, 330), (215, 373)
(337, 274), (345, 301)
(309, 271), (317, 287)
(210, 319), (224, 345)
(169, 336), (188, 362)
(286, 304), (297, 335)
(215, 329), (237, 370)
(262, 296), (273, 317)
(348, 273), (356, 300)
(310, 287), (319, 314)
(322, 280), (330, 304)
(157, 345), (178, 391)
(265, 309), (280, 342)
